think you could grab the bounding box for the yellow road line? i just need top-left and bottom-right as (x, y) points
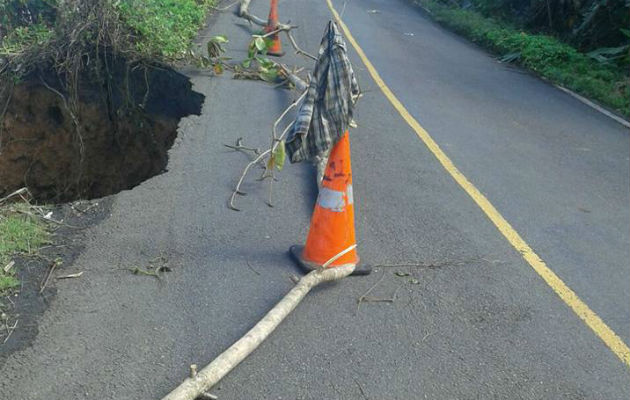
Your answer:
(325, 0), (630, 367)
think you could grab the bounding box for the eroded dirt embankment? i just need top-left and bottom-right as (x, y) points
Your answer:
(0, 63), (204, 202)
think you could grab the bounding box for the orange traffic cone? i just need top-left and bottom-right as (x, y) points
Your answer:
(263, 0), (284, 57)
(290, 131), (371, 276)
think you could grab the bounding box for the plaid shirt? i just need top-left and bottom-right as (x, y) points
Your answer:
(285, 21), (360, 163)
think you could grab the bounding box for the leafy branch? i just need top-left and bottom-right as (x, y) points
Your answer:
(227, 88), (308, 211)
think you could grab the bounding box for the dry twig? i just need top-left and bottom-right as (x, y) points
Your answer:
(228, 149), (271, 211)
(0, 188), (30, 205)
(39, 259), (61, 294)
(373, 259), (471, 270)
(223, 137), (261, 155)
(356, 270), (406, 311)
(246, 260), (260, 276)
(3, 320), (18, 344)
(57, 271), (84, 279)
(355, 379), (369, 400)
(357, 271), (386, 312)
(3, 261), (15, 274)
(212, 0), (239, 11)
(285, 31), (317, 61)
(360, 285), (402, 304)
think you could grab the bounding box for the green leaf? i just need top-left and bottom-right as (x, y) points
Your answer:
(247, 43), (256, 60)
(259, 68), (278, 82)
(211, 35), (229, 44)
(256, 56), (275, 69)
(242, 59), (251, 68)
(254, 36), (266, 52)
(273, 141), (286, 171)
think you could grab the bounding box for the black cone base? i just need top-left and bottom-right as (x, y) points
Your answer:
(289, 245), (372, 276)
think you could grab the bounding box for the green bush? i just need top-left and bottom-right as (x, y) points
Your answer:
(465, 0), (630, 52)
(418, 0), (629, 116)
(0, 22), (53, 56)
(116, 0), (216, 59)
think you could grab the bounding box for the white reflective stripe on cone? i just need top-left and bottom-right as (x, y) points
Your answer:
(317, 185), (353, 212)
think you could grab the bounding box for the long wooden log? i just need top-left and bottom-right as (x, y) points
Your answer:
(161, 247), (356, 400)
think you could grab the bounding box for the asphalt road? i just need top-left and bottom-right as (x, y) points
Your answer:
(1, 0), (629, 398)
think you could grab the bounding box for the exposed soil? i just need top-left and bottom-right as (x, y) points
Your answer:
(0, 63), (205, 202)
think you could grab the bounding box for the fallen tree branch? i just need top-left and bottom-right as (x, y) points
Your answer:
(255, 26), (316, 61)
(262, 88), (308, 205)
(229, 89), (307, 210)
(271, 89), (308, 142)
(228, 149), (271, 211)
(277, 64), (308, 91)
(161, 246), (357, 400)
(285, 31), (317, 61)
(236, 0), (317, 63)
(238, 0), (291, 30)
(224, 137), (261, 155)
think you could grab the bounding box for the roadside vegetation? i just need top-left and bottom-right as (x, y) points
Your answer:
(0, 203), (48, 294)
(0, 0), (217, 79)
(415, 0), (629, 117)
(116, 0), (216, 58)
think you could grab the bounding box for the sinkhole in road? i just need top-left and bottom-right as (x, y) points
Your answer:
(0, 63), (204, 203)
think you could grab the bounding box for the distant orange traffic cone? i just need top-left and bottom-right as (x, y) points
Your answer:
(263, 0), (284, 57)
(290, 131), (371, 276)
